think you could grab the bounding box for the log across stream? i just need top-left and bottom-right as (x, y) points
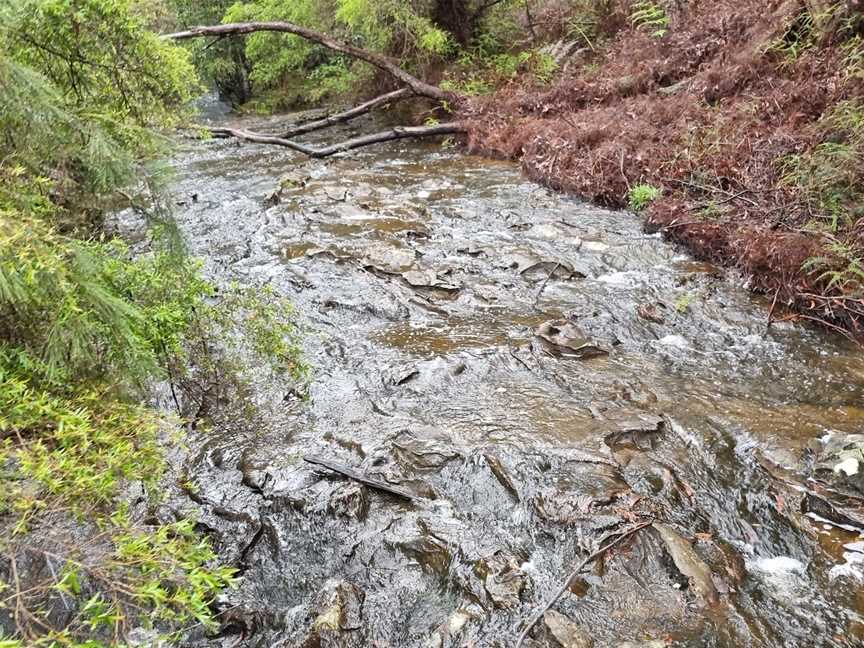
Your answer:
(111, 107), (864, 647)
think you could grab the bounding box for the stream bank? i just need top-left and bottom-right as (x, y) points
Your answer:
(463, 0), (864, 339)
(113, 108), (864, 647)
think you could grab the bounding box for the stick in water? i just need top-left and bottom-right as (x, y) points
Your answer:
(514, 519), (654, 648)
(303, 455), (421, 502)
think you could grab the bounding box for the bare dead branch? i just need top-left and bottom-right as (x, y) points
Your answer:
(280, 87), (413, 138)
(206, 122), (466, 158)
(163, 22), (455, 102)
(514, 519), (654, 648)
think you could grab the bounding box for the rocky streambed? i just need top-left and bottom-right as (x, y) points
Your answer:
(112, 108), (864, 647)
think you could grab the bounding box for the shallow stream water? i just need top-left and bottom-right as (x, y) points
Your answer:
(113, 107), (864, 648)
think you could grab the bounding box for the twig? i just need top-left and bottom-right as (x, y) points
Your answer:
(533, 262), (561, 309)
(508, 348), (533, 373)
(686, 190), (758, 211)
(766, 286), (781, 331)
(514, 519), (653, 648)
(666, 178), (758, 205)
(792, 314), (862, 345)
(660, 220), (710, 231)
(202, 34), (229, 51)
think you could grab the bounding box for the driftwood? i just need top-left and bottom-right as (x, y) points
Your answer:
(164, 22), (454, 102)
(514, 519), (653, 648)
(304, 455), (421, 501)
(207, 122), (466, 158)
(280, 87), (413, 138)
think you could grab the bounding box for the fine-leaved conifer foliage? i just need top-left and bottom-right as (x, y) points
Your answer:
(0, 1), (304, 645)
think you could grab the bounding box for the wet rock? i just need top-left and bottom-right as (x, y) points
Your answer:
(401, 269), (460, 294)
(266, 170), (311, 205)
(757, 449), (864, 531)
(476, 551), (529, 609)
(397, 535), (452, 575)
(653, 523), (720, 605)
(361, 245), (416, 274)
(534, 320), (609, 359)
(312, 579), (365, 632)
(391, 429), (461, 472)
(532, 461), (630, 525)
(447, 607), (475, 635)
(692, 534), (747, 594)
(127, 628), (167, 647)
(604, 414), (665, 453)
(387, 358), (468, 390)
(543, 610), (594, 648)
(456, 244), (486, 256)
(328, 482), (369, 520)
(813, 433), (864, 496)
(521, 260), (585, 283)
(319, 295), (409, 322)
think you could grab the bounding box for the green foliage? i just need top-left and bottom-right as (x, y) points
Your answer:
(210, 0), (453, 108)
(0, 0), (200, 215)
(631, 1), (669, 38)
(802, 239), (864, 296)
(11, 0), (196, 121)
(3, 0), (198, 138)
(0, 215), (211, 388)
(111, 515), (237, 629)
(171, 0), (252, 105)
(674, 292), (694, 314)
(843, 34), (864, 79)
(0, 375), (163, 525)
(628, 183), (661, 211)
(217, 284), (307, 381)
(0, 3), (302, 645)
(782, 99), (864, 232)
(442, 49), (558, 95)
(334, 0), (453, 58)
(566, 0), (620, 49)
(765, 7), (817, 65)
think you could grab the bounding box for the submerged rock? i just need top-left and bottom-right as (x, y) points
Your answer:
(401, 269), (460, 294)
(328, 482), (369, 520)
(653, 523), (719, 605)
(311, 579), (365, 632)
(475, 551), (530, 609)
(604, 414), (665, 453)
(361, 245), (417, 274)
(544, 610), (594, 648)
(534, 320), (609, 359)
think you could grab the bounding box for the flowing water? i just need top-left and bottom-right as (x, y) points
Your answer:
(113, 107), (864, 647)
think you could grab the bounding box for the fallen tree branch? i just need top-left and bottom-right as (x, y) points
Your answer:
(280, 87), (413, 138)
(304, 455), (422, 501)
(206, 122), (466, 158)
(164, 22), (454, 102)
(514, 519), (653, 648)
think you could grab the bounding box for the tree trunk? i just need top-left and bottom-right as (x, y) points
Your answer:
(206, 123), (466, 158)
(433, 0), (474, 46)
(280, 88), (412, 138)
(164, 22), (458, 104)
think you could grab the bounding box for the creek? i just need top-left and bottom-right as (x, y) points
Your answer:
(112, 105), (864, 648)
